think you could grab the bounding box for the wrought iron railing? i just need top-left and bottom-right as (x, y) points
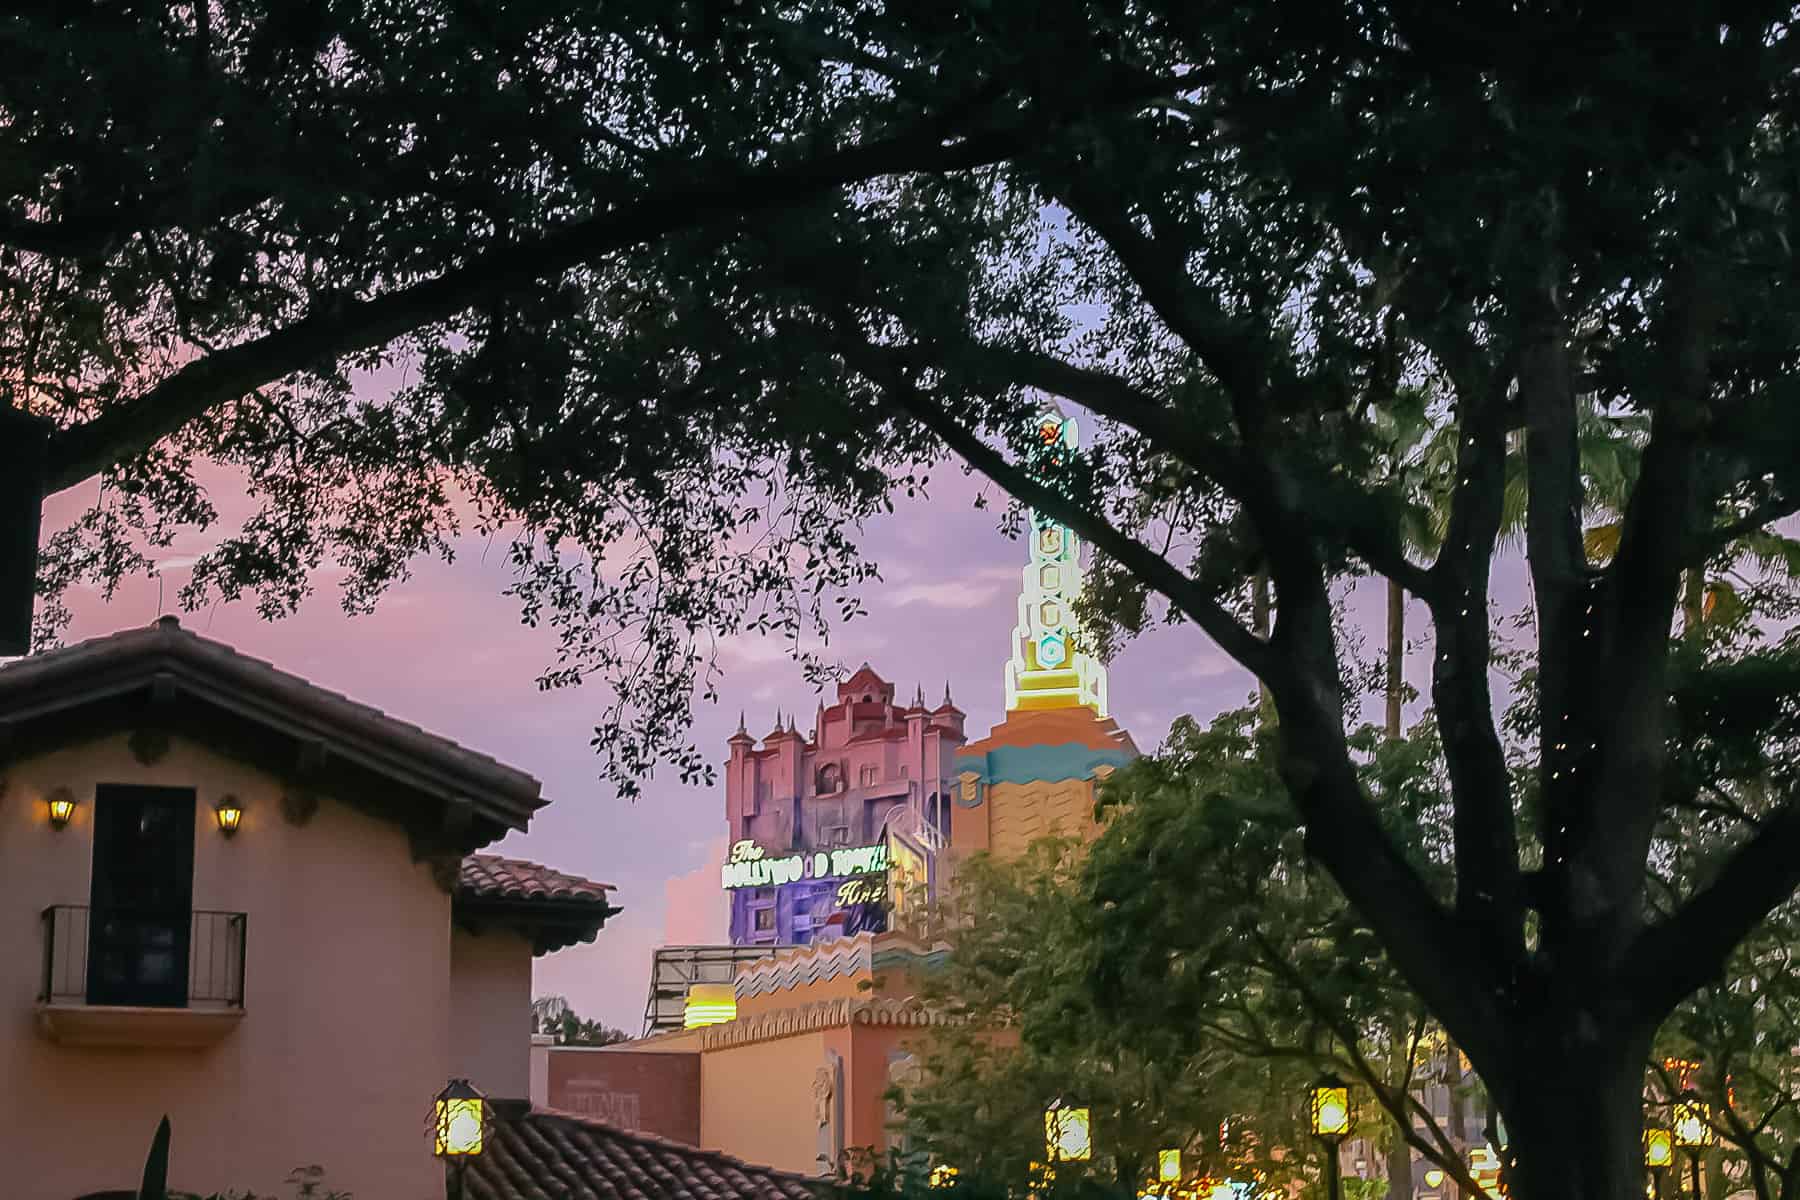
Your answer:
(39, 905), (247, 1008)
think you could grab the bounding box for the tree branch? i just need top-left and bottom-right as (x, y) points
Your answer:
(41, 80), (1159, 493)
(858, 358), (1277, 677)
(1427, 368), (1525, 962)
(1621, 794), (1800, 1021)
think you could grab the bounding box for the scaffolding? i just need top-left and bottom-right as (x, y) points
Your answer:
(641, 944), (796, 1036)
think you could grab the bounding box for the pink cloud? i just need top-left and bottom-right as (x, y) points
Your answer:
(664, 837), (729, 944)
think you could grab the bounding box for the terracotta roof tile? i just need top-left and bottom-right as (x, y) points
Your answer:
(468, 1107), (829, 1200)
(461, 854), (615, 903)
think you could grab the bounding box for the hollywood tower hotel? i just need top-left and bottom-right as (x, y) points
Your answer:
(721, 404), (1124, 948)
(721, 669), (962, 947)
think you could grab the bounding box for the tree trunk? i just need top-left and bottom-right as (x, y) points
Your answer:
(1447, 1046), (1470, 1200)
(1387, 1119), (1414, 1200)
(1490, 1024), (1652, 1200)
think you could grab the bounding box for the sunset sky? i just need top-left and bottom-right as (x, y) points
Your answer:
(41, 466), (1444, 1033)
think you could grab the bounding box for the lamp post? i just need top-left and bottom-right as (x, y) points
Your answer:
(1672, 1098), (1713, 1200)
(1044, 1099), (1093, 1166)
(1644, 1126), (1673, 1200)
(432, 1078), (488, 1200)
(1309, 1075), (1353, 1200)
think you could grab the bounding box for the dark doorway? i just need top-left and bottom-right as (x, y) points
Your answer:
(87, 785), (196, 1007)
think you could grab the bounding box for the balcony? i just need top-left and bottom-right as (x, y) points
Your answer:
(37, 906), (247, 1048)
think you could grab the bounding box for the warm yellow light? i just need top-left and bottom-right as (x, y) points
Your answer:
(1205, 1180), (1234, 1200)
(683, 983), (737, 1028)
(1045, 1105), (1092, 1163)
(432, 1080), (487, 1157)
(931, 1166), (959, 1188)
(1424, 1169), (1446, 1189)
(1645, 1128), (1673, 1169)
(1158, 1150), (1182, 1183)
(1673, 1101), (1714, 1149)
(215, 795), (243, 836)
(46, 789), (76, 830)
(1309, 1080), (1352, 1139)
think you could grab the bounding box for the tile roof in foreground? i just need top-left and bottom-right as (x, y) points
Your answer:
(469, 1106), (828, 1200)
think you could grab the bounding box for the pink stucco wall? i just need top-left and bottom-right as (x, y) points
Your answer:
(0, 732), (454, 1200)
(451, 926), (533, 1099)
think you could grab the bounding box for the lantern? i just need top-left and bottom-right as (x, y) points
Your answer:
(215, 795), (244, 837)
(1158, 1150), (1182, 1184)
(1045, 1102), (1092, 1163)
(1673, 1101), (1714, 1150)
(1309, 1075), (1353, 1141)
(1645, 1128), (1674, 1169)
(433, 1078), (487, 1157)
(46, 788), (76, 830)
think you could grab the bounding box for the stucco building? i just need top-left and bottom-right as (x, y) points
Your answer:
(0, 617), (618, 1199)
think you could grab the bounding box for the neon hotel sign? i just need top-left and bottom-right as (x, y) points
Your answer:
(721, 839), (890, 890)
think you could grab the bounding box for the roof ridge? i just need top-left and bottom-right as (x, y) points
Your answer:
(522, 1106), (829, 1188)
(0, 619), (546, 826)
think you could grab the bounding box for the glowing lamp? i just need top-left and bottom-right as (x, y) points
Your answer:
(215, 795), (244, 837)
(432, 1078), (486, 1157)
(1309, 1075), (1353, 1141)
(683, 983), (737, 1029)
(930, 1166), (959, 1189)
(1158, 1150), (1182, 1183)
(1645, 1128), (1673, 1169)
(1045, 1102), (1092, 1163)
(1673, 1100), (1714, 1149)
(46, 788), (76, 830)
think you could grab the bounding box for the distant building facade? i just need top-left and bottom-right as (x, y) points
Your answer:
(725, 666), (964, 947)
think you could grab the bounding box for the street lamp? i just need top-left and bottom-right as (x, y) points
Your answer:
(1045, 1100), (1093, 1164)
(1644, 1126), (1673, 1200)
(1309, 1075), (1354, 1200)
(432, 1078), (488, 1200)
(1672, 1099), (1713, 1200)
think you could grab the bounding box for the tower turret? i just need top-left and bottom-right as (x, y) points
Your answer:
(1003, 405), (1109, 716)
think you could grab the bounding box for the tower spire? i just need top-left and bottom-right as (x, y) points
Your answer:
(1004, 405), (1109, 717)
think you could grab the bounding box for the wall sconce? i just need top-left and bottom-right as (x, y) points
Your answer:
(215, 795), (244, 837)
(46, 788), (76, 830)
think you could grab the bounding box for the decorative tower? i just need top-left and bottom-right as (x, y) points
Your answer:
(1003, 405), (1108, 717)
(953, 403), (1136, 867)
